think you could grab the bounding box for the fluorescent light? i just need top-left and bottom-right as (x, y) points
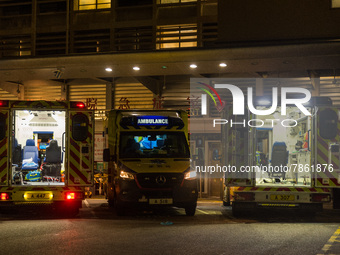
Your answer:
(133, 66), (140, 71)
(190, 64), (197, 69)
(105, 67), (112, 72)
(219, 63), (227, 67)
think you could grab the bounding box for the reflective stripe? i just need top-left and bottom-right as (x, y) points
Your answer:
(0, 111), (8, 185)
(68, 111), (93, 186)
(316, 107), (340, 187)
(10, 100), (68, 108)
(234, 186), (330, 192)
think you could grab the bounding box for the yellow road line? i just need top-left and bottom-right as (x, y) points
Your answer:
(196, 209), (210, 215)
(318, 226), (340, 255)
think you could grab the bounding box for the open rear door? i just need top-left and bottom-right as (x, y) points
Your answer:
(223, 110), (254, 187)
(0, 109), (9, 186)
(315, 107), (340, 188)
(68, 111), (94, 186)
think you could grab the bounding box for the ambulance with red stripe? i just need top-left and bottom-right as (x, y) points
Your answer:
(222, 97), (340, 216)
(0, 100), (94, 216)
(104, 110), (198, 216)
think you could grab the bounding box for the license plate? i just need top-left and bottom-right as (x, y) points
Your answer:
(25, 193), (52, 200)
(270, 195), (295, 201)
(149, 198), (173, 205)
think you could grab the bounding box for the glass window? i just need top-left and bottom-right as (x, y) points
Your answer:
(72, 114), (88, 141)
(0, 113), (6, 141)
(157, 25), (197, 49)
(78, 0), (110, 10)
(332, 0), (340, 8)
(120, 132), (190, 158)
(159, 0), (197, 3)
(319, 109), (338, 140)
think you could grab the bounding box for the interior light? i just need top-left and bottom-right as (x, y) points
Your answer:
(133, 66), (140, 71)
(105, 67), (112, 72)
(219, 63), (227, 67)
(190, 64), (197, 69)
(257, 99), (271, 106)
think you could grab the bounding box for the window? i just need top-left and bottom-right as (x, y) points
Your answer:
(157, 25), (197, 49)
(0, 113), (6, 141)
(319, 109), (338, 140)
(72, 114), (89, 141)
(159, 0), (197, 3)
(332, 0), (340, 8)
(120, 132), (190, 159)
(77, 0), (110, 10)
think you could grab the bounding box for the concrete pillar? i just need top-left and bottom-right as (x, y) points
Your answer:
(106, 82), (114, 110)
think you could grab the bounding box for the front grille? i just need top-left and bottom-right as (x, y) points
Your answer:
(136, 173), (183, 189)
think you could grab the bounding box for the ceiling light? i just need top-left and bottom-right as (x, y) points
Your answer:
(133, 66), (140, 71)
(190, 64), (197, 69)
(219, 63), (227, 67)
(105, 67), (112, 72)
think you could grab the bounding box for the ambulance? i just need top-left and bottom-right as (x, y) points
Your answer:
(103, 110), (198, 216)
(222, 97), (340, 216)
(0, 100), (94, 216)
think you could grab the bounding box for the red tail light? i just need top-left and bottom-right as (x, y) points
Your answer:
(0, 192), (10, 200)
(66, 192), (75, 200)
(65, 192), (83, 200)
(234, 192), (255, 201)
(311, 193), (330, 202)
(0, 100), (9, 107)
(70, 102), (86, 109)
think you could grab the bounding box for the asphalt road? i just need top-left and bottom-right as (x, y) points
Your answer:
(1, 199), (340, 255)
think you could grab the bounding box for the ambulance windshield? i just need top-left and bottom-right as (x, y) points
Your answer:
(119, 132), (190, 158)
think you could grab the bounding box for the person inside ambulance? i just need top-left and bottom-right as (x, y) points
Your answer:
(123, 138), (141, 157)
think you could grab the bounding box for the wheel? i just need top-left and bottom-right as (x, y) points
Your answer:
(232, 202), (242, 217)
(223, 200), (230, 206)
(114, 196), (126, 216)
(185, 203), (197, 216)
(108, 199), (115, 207)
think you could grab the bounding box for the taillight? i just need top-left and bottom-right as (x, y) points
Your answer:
(0, 192), (10, 200)
(65, 192), (83, 200)
(311, 193), (330, 202)
(0, 100), (9, 107)
(234, 192), (255, 201)
(70, 102), (86, 109)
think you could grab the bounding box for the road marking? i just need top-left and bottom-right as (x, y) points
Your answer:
(196, 209), (210, 215)
(317, 226), (340, 255)
(197, 200), (223, 204)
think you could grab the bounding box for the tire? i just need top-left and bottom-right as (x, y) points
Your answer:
(232, 203), (242, 217)
(108, 199), (115, 208)
(333, 189), (340, 209)
(223, 200), (230, 206)
(114, 196), (126, 216)
(185, 203), (197, 216)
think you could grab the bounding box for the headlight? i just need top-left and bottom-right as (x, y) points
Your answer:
(120, 170), (135, 180)
(184, 170), (197, 180)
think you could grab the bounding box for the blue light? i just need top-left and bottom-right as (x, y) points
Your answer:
(137, 116), (169, 126)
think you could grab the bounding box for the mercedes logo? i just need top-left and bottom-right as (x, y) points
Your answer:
(155, 175), (166, 185)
